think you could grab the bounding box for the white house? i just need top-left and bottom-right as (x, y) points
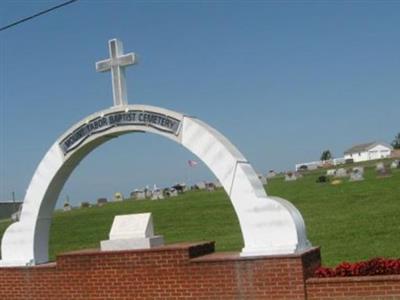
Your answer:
(344, 142), (393, 163)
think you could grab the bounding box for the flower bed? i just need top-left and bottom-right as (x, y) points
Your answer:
(315, 257), (400, 277)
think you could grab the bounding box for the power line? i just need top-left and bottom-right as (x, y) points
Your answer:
(0, 0), (79, 32)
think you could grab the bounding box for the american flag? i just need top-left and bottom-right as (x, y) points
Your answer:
(188, 160), (198, 167)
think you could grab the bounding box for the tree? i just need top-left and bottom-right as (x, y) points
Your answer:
(320, 150), (332, 161)
(391, 132), (400, 149)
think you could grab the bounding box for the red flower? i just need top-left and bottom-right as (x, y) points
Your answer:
(314, 257), (400, 277)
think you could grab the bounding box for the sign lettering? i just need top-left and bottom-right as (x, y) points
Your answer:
(60, 110), (181, 155)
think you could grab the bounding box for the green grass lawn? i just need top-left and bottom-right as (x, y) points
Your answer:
(1, 163), (399, 266)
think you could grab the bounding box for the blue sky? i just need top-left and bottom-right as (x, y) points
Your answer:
(0, 1), (399, 206)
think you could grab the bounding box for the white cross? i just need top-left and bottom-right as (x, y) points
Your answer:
(96, 39), (137, 106)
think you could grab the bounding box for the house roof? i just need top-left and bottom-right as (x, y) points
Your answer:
(344, 142), (392, 154)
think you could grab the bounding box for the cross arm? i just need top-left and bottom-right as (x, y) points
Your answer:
(119, 53), (137, 66)
(96, 59), (111, 72)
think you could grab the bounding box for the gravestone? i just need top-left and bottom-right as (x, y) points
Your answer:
(100, 213), (164, 251)
(214, 180), (222, 188)
(97, 198), (108, 207)
(335, 168), (348, 178)
(169, 188), (178, 197)
(326, 169), (336, 176)
(391, 160), (400, 169)
(266, 170), (276, 179)
(349, 169), (364, 182)
(206, 182), (216, 192)
(11, 205), (22, 221)
(80, 202), (90, 208)
(376, 162), (385, 171)
(151, 185), (164, 200)
(196, 182), (206, 190)
(353, 166), (364, 175)
(63, 202), (72, 212)
(164, 188), (178, 197)
(377, 163), (391, 177)
(114, 192), (124, 202)
(144, 186), (152, 199)
(131, 189), (146, 200)
(258, 174), (267, 185)
(284, 172), (297, 181)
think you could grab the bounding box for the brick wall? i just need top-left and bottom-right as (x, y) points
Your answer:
(0, 242), (319, 300)
(0, 242), (399, 299)
(306, 275), (400, 300)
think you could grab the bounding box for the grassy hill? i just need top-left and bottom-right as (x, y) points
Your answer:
(1, 161), (399, 266)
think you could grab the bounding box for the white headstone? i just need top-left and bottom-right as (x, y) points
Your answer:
(326, 169), (336, 176)
(101, 213), (164, 251)
(349, 169), (364, 181)
(376, 162), (385, 171)
(169, 189), (178, 197)
(335, 168), (348, 177)
(63, 203), (72, 212)
(258, 174), (267, 185)
(196, 182), (206, 190)
(114, 192), (124, 202)
(151, 185), (164, 200)
(391, 160), (400, 169)
(206, 182), (215, 192)
(145, 186), (152, 198)
(284, 172), (297, 181)
(266, 170), (276, 179)
(131, 189), (146, 200)
(376, 163), (391, 177)
(353, 166), (364, 175)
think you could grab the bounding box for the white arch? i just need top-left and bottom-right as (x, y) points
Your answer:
(0, 104), (310, 266)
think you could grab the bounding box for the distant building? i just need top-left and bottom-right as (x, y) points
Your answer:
(390, 149), (400, 158)
(344, 142), (393, 163)
(0, 201), (22, 220)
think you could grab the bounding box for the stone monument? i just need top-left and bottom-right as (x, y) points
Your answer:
(376, 162), (385, 171)
(169, 188), (178, 197)
(266, 170), (276, 179)
(258, 174), (267, 185)
(63, 202), (72, 212)
(0, 39), (310, 267)
(335, 168), (348, 178)
(376, 163), (391, 177)
(100, 213), (164, 251)
(113, 192), (124, 202)
(131, 189), (146, 200)
(391, 160), (399, 169)
(97, 198), (108, 207)
(349, 169), (364, 182)
(151, 185), (164, 200)
(353, 166), (364, 175)
(284, 172), (297, 181)
(326, 169), (336, 176)
(195, 182), (206, 190)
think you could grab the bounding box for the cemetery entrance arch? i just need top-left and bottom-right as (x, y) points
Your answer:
(1, 105), (310, 266)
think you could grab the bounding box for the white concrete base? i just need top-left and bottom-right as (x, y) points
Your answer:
(100, 235), (164, 251)
(0, 260), (26, 267)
